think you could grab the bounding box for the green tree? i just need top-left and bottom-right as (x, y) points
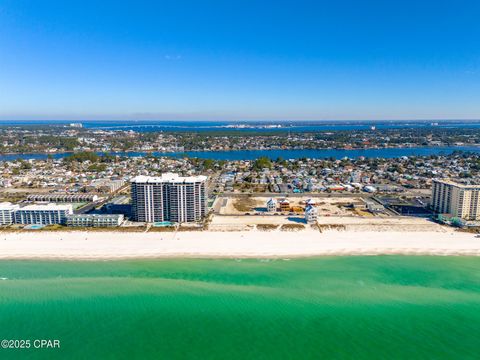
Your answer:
(64, 151), (99, 163)
(203, 159), (215, 170)
(253, 156), (272, 170)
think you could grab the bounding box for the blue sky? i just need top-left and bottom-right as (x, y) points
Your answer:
(0, 0), (479, 121)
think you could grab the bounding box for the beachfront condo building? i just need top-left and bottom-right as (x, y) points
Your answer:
(0, 202), (20, 225)
(131, 173), (207, 223)
(66, 214), (124, 227)
(15, 203), (73, 225)
(431, 179), (480, 220)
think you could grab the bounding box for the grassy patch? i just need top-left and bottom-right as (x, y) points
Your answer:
(257, 224), (279, 231)
(280, 224), (305, 231)
(232, 197), (259, 212)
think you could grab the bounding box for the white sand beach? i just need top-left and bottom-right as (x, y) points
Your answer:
(0, 228), (479, 259)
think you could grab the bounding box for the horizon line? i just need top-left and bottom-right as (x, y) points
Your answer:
(1, 119), (480, 123)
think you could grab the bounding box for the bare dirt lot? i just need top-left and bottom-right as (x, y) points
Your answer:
(218, 196), (367, 216)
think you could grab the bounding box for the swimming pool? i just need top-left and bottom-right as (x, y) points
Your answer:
(24, 224), (45, 230)
(153, 221), (175, 227)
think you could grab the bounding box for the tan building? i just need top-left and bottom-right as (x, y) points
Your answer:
(431, 179), (480, 220)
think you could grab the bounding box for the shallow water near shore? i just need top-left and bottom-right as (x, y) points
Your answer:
(0, 256), (479, 359)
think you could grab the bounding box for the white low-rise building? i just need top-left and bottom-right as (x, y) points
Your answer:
(0, 202), (20, 225)
(66, 214), (124, 227)
(27, 193), (99, 202)
(89, 179), (125, 193)
(15, 203), (73, 225)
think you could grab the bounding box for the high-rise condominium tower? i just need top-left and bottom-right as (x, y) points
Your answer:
(131, 173), (207, 223)
(431, 179), (480, 220)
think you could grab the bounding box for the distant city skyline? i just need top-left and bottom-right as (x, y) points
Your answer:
(1, 0), (480, 121)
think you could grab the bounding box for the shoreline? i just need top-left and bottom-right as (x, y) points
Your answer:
(2, 251), (480, 261)
(1, 229), (480, 260)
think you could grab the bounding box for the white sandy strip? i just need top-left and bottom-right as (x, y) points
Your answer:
(0, 229), (479, 259)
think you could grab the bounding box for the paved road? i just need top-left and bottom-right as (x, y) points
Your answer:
(75, 184), (130, 214)
(220, 192), (372, 198)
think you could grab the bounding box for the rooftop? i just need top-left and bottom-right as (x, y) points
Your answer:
(434, 179), (480, 189)
(67, 214), (123, 219)
(305, 205), (318, 213)
(131, 173), (207, 184)
(18, 203), (73, 211)
(0, 202), (19, 209)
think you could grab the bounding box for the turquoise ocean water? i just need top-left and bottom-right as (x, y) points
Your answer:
(0, 257), (479, 359)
